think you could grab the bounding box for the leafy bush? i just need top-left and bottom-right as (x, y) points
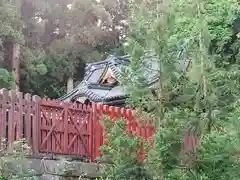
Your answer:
(0, 139), (37, 180)
(0, 68), (15, 89)
(100, 116), (152, 180)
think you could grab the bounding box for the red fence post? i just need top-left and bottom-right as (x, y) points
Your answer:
(95, 103), (104, 160)
(0, 89), (7, 148)
(102, 105), (109, 145)
(125, 109), (132, 133)
(89, 104), (95, 162)
(8, 90), (16, 150)
(24, 93), (32, 147)
(16, 91), (23, 140)
(63, 104), (69, 154)
(32, 95), (41, 154)
(0, 89), (3, 149)
(0, 110), (2, 150)
(95, 103), (100, 160)
(184, 136), (200, 152)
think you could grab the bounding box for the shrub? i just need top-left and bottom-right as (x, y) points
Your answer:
(100, 116), (152, 180)
(0, 68), (15, 89)
(0, 139), (37, 180)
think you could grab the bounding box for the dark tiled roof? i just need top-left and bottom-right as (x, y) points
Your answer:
(60, 55), (132, 102)
(60, 84), (128, 103)
(59, 55), (159, 103)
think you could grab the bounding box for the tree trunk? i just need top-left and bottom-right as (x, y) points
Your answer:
(3, 42), (20, 91)
(12, 43), (20, 91)
(67, 75), (74, 93)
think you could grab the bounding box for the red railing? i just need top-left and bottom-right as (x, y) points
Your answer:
(0, 89), (155, 162)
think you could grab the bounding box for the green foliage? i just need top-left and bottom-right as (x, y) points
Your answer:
(0, 68), (15, 89)
(147, 108), (240, 180)
(121, 0), (240, 179)
(0, 0), (23, 43)
(18, 0), (128, 98)
(100, 116), (152, 180)
(0, 0), (23, 88)
(0, 139), (37, 180)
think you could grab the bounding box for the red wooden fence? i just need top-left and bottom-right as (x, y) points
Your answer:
(0, 89), (155, 162)
(0, 89), (40, 152)
(39, 99), (92, 158)
(92, 104), (156, 161)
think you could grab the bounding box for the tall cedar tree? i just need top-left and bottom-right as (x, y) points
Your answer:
(19, 0), (129, 98)
(123, 0), (240, 179)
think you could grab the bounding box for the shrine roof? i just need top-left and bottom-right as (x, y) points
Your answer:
(59, 54), (160, 104)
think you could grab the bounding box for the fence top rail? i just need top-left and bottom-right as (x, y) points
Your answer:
(0, 89), (155, 126)
(92, 103), (155, 126)
(93, 103), (135, 115)
(40, 99), (92, 112)
(0, 88), (41, 102)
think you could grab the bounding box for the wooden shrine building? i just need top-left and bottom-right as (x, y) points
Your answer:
(59, 55), (160, 106)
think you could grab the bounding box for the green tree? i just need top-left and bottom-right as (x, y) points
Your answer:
(0, 0), (23, 90)
(19, 0), (129, 98)
(123, 0), (240, 179)
(0, 68), (14, 89)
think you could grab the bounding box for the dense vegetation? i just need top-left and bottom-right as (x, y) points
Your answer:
(100, 0), (240, 179)
(0, 0), (128, 97)
(2, 0), (240, 179)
